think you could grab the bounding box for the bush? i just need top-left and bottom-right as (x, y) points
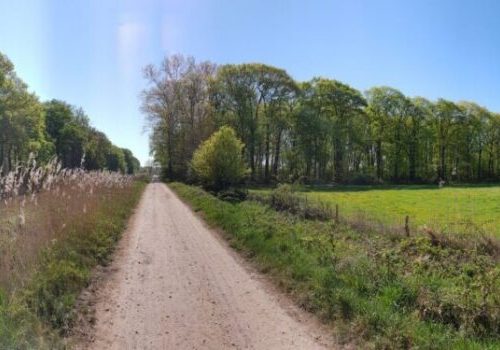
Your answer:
(216, 188), (248, 203)
(251, 184), (332, 220)
(191, 126), (247, 191)
(346, 174), (380, 185)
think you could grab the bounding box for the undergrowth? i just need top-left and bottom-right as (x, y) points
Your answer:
(0, 181), (145, 349)
(170, 182), (500, 349)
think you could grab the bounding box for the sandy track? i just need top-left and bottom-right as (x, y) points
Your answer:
(78, 183), (334, 349)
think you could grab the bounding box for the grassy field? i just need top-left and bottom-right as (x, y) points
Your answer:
(252, 185), (500, 237)
(171, 182), (500, 349)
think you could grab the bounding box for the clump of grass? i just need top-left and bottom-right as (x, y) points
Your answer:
(0, 157), (145, 348)
(250, 184), (333, 220)
(171, 182), (500, 349)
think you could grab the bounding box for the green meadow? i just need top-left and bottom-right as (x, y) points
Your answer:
(252, 185), (500, 237)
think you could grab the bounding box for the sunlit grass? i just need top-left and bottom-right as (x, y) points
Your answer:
(251, 185), (500, 237)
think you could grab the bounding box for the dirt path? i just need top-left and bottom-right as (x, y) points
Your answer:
(76, 183), (334, 349)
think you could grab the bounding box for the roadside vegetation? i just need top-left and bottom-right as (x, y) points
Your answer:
(0, 158), (145, 349)
(0, 51), (145, 348)
(251, 184), (500, 237)
(171, 182), (499, 349)
(191, 126), (247, 192)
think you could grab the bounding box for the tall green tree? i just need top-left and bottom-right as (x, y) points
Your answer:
(366, 87), (411, 181)
(142, 54), (216, 180)
(405, 98), (431, 180)
(144, 55), (500, 184)
(122, 148), (140, 174)
(431, 99), (463, 180)
(106, 146), (126, 173)
(1, 51), (139, 174)
(212, 64), (297, 181)
(84, 129), (112, 170)
(311, 78), (366, 181)
(0, 53), (49, 173)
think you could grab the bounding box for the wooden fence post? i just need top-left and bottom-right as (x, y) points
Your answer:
(335, 204), (339, 222)
(405, 215), (410, 237)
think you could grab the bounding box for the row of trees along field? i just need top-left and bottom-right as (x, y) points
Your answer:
(143, 54), (500, 184)
(0, 52), (140, 175)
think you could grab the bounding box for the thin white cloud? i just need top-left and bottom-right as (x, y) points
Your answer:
(117, 21), (147, 77)
(161, 14), (183, 53)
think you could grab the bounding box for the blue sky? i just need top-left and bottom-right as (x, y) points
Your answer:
(1, 0), (500, 165)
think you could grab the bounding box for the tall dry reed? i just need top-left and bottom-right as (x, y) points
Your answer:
(0, 155), (134, 292)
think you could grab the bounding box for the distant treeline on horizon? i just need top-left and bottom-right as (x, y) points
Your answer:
(144, 54), (500, 184)
(0, 52), (140, 175)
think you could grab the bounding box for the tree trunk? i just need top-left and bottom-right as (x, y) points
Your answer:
(376, 139), (383, 181)
(334, 139), (343, 182)
(477, 148), (482, 180)
(272, 129), (282, 177)
(264, 123), (270, 183)
(0, 143), (4, 174)
(439, 145), (446, 179)
(393, 151), (400, 180)
(408, 142), (417, 181)
(249, 129), (255, 180)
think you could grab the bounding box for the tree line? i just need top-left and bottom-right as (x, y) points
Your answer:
(143, 54), (500, 184)
(0, 52), (140, 175)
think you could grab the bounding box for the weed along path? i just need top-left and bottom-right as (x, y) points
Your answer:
(76, 183), (333, 349)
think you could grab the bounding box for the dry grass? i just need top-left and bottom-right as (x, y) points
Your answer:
(0, 157), (133, 292)
(0, 157), (144, 348)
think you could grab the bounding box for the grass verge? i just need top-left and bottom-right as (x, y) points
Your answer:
(0, 181), (146, 349)
(170, 182), (499, 349)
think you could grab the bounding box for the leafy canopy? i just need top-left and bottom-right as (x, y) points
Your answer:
(191, 126), (246, 190)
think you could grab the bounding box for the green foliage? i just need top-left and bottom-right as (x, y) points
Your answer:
(1, 52), (140, 174)
(191, 126), (247, 190)
(26, 260), (90, 330)
(1, 53), (49, 174)
(297, 78), (367, 182)
(146, 54), (500, 185)
(106, 145), (126, 173)
(45, 100), (134, 173)
(58, 121), (87, 168)
(84, 129), (112, 170)
(213, 63), (298, 181)
(122, 148), (140, 174)
(216, 188), (248, 203)
(44, 100), (73, 144)
(171, 182), (500, 349)
(142, 55), (217, 180)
